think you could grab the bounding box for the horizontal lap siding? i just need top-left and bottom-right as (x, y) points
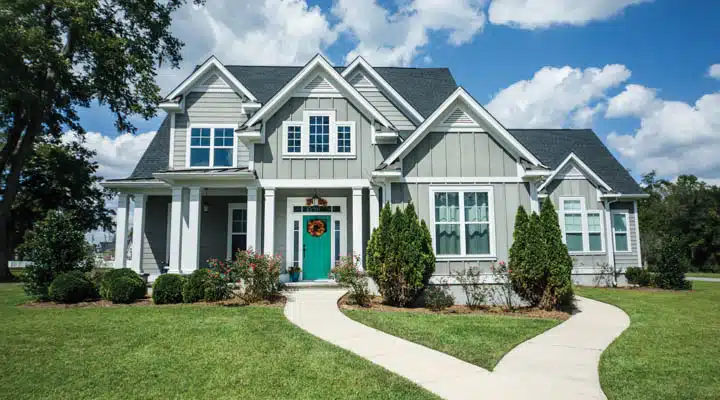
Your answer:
(403, 132), (517, 177)
(390, 182), (530, 275)
(611, 201), (640, 268)
(142, 196), (170, 273)
(256, 97), (381, 179)
(358, 89), (416, 130)
(173, 91), (249, 168)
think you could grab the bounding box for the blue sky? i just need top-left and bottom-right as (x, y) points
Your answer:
(77, 0), (720, 184)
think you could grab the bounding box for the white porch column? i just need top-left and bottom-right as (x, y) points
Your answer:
(114, 193), (130, 269)
(182, 187), (202, 273)
(369, 185), (380, 233)
(352, 188), (364, 269)
(246, 186), (259, 252)
(168, 187), (183, 274)
(263, 188), (275, 255)
(130, 194), (146, 274)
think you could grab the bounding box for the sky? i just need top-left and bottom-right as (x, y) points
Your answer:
(74, 0), (720, 186)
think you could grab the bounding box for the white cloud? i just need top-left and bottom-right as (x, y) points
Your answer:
(63, 131), (156, 180)
(332, 0), (486, 66)
(486, 64), (631, 128)
(607, 90), (720, 178)
(605, 84), (661, 118)
(708, 64), (720, 80)
(488, 0), (651, 29)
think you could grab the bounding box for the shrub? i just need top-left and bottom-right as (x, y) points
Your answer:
(48, 271), (94, 303)
(109, 276), (146, 304)
(152, 274), (185, 304)
(423, 285), (455, 311)
(331, 254), (371, 307)
(366, 203), (435, 307)
(489, 261), (516, 311)
(212, 250), (282, 303)
(183, 269), (211, 303)
(85, 269), (108, 298)
(453, 267), (487, 309)
(624, 266), (652, 286)
(18, 211), (95, 299)
(538, 198), (574, 309)
(509, 210), (546, 307)
(203, 270), (231, 302)
(653, 236), (691, 290)
(100, 268), (144, 301)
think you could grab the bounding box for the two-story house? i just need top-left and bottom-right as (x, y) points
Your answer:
(103, 54), (646, 291)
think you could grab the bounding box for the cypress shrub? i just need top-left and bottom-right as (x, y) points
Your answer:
(509, 206), (530, 297)
(152, 274), (185, 304)
(538, 198), (574, 309)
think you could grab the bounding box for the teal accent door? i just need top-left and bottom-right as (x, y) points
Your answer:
(302, 215), (331, 280)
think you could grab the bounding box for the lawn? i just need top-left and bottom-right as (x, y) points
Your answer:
(577, 282), (720, 400)
(343, 309), (561, 370)
(0, 284), (437, 400)
(686, 272), (720, 279)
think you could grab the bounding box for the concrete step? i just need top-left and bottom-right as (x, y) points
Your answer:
(284, 280), (341, 290)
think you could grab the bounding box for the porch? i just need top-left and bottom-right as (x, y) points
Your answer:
(112, 180), (383, 282)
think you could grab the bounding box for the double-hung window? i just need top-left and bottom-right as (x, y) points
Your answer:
(612, 212), (630, 252)
(431, 186), (494, 257)
(282, 111), (355, 156)
(227, 204), (247, 260)
(560, 197), (605, 253)
(189, 127), (235, 167)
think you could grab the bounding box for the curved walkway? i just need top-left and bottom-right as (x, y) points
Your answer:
(687, 276), (720, 282)
(283, 289), (629, 400)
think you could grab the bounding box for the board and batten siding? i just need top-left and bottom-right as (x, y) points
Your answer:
(254, 97), (384, 179)
(610, 201), (640, 269)
(402, 132), (518, 178)
(390, 182), (531, 275)
(142, 196), (170, 274)
(173, 91), (249, 168)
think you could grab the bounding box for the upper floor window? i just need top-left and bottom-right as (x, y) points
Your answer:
(189, 127), (235, 167)
(560, 197), (605, 253)
(430, 186), (495, 258)
(282, 111), (355, 157)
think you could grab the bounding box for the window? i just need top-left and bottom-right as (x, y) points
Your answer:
(292, 221), (300, 267)
(334, 220), (341, 262)
(227, 205), (247, 260)
(612, 212), (630, 252)
(560, 197), (604, 253)
(282, 111), (355, 156)
(431, 187), (493, 257)
(189, 127), (235, 167)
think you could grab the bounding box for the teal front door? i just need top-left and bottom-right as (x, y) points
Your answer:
(302, 215), (331, 280)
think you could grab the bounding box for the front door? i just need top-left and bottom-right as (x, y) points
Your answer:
(302, 215), (331, 280)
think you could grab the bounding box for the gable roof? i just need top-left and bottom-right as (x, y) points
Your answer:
(165, 56), (257, 102)
(224, 65), (456, 118)
(508, 129), (642, 194)
(537, 152), (612, 192)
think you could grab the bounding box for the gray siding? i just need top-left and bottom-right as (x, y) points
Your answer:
(199, 195), (246, 268)
(173, 91), (249, 168)
(255, 97), (384, 179)
(358, 89), (416, 130)
(142, 196), (170, 273)
(403, 132), (517, 177)
(611, 201), (640, 269)
(390, 182), (531, 275)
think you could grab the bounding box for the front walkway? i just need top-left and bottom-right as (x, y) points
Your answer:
(283, 289), (629, 400)
(687, 277), (720, 282)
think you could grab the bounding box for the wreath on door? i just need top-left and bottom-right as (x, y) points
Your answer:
(307, 219), (327, 237)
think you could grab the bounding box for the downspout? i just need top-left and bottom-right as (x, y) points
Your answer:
(604, 198), (618, 286)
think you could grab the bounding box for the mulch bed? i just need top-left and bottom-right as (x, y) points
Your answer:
(338, 294), (569, 320)
(21, 295), (286, 309)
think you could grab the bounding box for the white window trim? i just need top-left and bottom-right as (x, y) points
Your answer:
(559, 196), (606, 255)
(226, 203), (248, 260)
(611, 211), (632, 253)
(281, 110), (356, 158)
(185, 124), (239, 169)
(428, 185), (496, 260)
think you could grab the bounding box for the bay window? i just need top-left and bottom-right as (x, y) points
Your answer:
(431, 186), (494, 258)
(612, 212), (630, 252)
(188, 126), (235, 167)
(282, 111), (355, 156)
(560, 197), (605, 253)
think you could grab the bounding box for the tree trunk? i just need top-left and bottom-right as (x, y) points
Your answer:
(0, 217), (14, 282)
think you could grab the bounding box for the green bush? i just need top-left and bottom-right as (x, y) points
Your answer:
(100, 268), (144, 301)
(203, 271), (231, 302)
(366, 203), (435, 307)
(624, 266), (652, 286)
(108, 276), (146, 304)
(423, 285), (455, 311)
(85, 269), (108, 298)
(182, 269), (231, 303)
(18, 211), (95, 299)
(152, 274), (185, 304)
(331, 254), (371, 307)
(509, 209), (547, 306)
(538, 198), (574, 309)
(653, 236), (691, 290)
(48, 271), (94, 303)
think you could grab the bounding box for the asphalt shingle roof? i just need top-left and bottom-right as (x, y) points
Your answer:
(509, 129), (642, 194)
(127, 116), (170, 179)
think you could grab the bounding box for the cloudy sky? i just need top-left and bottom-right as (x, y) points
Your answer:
(75, 0), (720, 185)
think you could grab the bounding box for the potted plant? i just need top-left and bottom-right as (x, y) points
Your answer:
(288, 265), (302, 282)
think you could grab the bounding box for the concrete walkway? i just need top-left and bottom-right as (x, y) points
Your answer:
(284, 289), (630, 400)
(687, 277), (720, 282)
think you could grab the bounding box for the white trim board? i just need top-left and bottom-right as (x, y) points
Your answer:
(259, 179), (371, 189)
(165, 55), (256, 102)
(538, 152), (612, 192)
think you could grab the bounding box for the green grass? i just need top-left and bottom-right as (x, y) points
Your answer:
(577, 282), (720, 400)
(686, 272), (720, 279)
(344, 309), (561, 370)
(0, 284), (437, 400)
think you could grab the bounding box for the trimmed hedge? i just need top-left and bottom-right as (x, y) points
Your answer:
(423, 286), (455, 311)
(49, 271), (94, 303)
(182, 269), (230, 303)
(152, 274), (185, 304)
(624, 267), (652, 286)
(100, 268), (145, 303)
(109, 276), (146, 304)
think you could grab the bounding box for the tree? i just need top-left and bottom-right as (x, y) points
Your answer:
(0, 0), (203, 281)
(538, 198), (574, 309)
(508, 205), (529, 284)
(7, 141), (114, 266)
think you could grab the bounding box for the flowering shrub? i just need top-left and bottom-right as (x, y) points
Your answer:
(209, 249), (282, 303)
(330, 254), (371, 307)
(453, 267), (487, 309)
(490, 261), (516, 311)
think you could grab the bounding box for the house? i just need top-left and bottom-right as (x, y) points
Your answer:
(102, 54), (646, 289)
